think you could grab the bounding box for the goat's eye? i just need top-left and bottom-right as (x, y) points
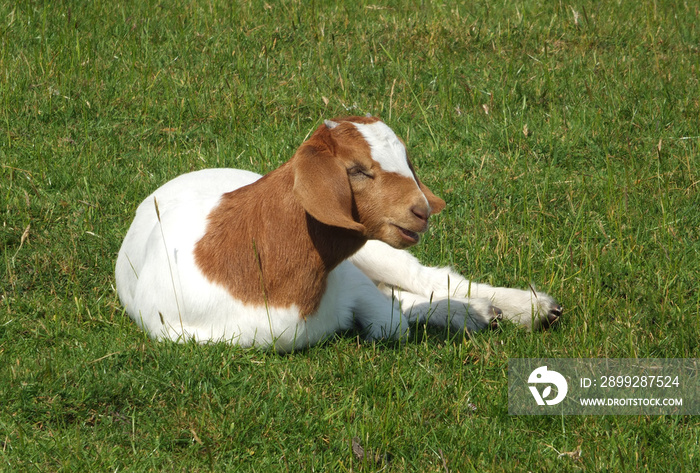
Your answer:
(348, 166), (372, 179)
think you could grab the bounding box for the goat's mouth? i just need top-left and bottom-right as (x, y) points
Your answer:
(394, 224), (421, 244)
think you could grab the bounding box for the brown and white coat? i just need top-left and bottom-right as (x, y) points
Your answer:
(115, 116), (562, 351)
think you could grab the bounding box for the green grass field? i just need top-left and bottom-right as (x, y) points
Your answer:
(2, 0), (699, 470)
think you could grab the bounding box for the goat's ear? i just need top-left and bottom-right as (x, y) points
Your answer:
(292, 145), (366, 233)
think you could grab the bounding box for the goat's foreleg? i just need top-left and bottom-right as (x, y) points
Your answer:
(351, 241), (562, 330)
(377, 284), (501, 332)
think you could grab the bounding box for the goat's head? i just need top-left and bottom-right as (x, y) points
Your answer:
(292, 116), (446, 249)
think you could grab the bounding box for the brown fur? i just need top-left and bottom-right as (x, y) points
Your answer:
(193, 117), (444, 317)
(193, 161), (367, 317)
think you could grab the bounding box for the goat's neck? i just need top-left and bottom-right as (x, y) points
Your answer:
(194, 163), (366, 317)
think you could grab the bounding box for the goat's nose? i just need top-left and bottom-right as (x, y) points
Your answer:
(411, 204), (429, 223)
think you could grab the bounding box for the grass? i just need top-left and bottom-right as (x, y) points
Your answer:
(1, 0), (699, 470)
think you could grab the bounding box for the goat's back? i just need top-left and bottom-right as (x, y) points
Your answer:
(114, 167), (373, 350)
(115, 169), (261, 331)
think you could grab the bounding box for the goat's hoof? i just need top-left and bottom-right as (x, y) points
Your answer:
(489, 307), (503, 330)
(541, 304), (563, 329)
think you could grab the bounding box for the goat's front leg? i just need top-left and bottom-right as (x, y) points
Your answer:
(350, 241), (562, 330)
(377, 284), (501, 332)
(331, 262), (410, 341)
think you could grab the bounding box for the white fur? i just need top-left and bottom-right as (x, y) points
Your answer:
(350, 241), (559, 331)
(353, 121), (415, 180)
(116, 170), (559, 351)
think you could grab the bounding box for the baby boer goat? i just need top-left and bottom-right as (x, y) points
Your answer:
(115, 116), (562, 351)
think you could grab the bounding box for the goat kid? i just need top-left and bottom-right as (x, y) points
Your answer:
(115, 116), (562, 351)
